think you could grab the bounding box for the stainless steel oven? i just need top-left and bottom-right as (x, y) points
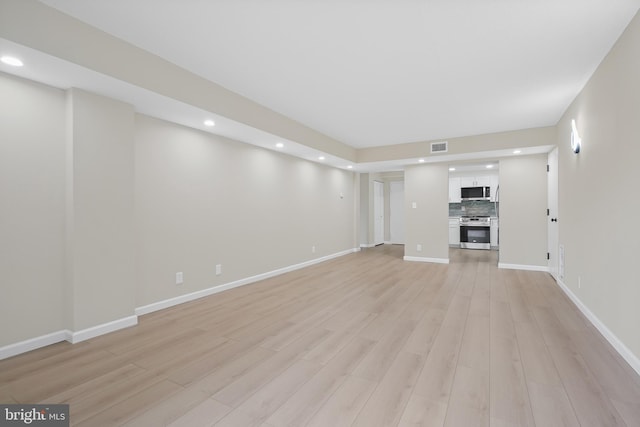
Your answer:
(460, 216), (490, 250)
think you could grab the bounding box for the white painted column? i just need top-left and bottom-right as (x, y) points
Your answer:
(65, 88), (136, 338)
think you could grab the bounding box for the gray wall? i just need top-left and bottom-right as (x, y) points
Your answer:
(0, 72), (357, 348)
(0, 73), (66, 346)
(498, 155), (548, 268)
(557, 10), (640, 360)
(404, 164), (449, 261)
(66, 89), (136, 331)
(134, 115), (357, 306)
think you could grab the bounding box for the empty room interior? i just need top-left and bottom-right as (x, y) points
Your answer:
(2, 1), (640, 426)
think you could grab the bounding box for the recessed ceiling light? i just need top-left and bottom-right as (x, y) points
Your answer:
(418, 159), (425, 163)
(276, 142), (284, 148)
(486, 164), (494, 169)
(513, 150), (522, 154)
(204, 119), (215, 127)
(347, 165), (353, 169)
(318, 156), (325, 161)
(1, 56), (23, 67)
(449, 167), (456, 171)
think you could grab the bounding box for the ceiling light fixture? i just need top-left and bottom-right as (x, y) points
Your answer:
(418, 159), (425, 163)
(275, 142), (284, 148)
(449, 167), (456, 171)
(571, 119), (581, 154)
(1, 55), (23, 67)
(204, 119), (215, 127)
(486, 164), (494, 169)
(318, 156), (325, 160)
(347, 165), (353, 169)
(513, 150), (522, 154)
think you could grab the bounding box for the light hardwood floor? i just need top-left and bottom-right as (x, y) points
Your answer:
(2, 245), (640, 426)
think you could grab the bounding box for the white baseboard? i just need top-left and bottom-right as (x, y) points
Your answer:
(0, 330), (69, 361)
(68, 315), (138, 344)
(0, 247), (360, 360)
(360, 243), (376, 248)
(0, 315), (138, 360)
(136, 248), (360, 316)
(556, 279), (640, 376)
(498, 263), (549, 272)
(404, 256), (450, 264)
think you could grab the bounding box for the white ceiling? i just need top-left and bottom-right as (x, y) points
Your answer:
(39, 0), (640, 149)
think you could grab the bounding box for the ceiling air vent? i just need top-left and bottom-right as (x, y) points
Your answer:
(430, 141), (448, 153)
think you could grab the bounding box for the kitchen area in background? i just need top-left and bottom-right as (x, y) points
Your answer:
(364, 154), (547, 270)
(448, 162), (500, 252)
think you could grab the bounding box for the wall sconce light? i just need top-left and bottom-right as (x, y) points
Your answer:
(571, 119), (581, 154)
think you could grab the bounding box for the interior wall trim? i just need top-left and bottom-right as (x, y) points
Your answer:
(67, 315), (138, 344)
(0, 249), (362, 360)
(403, 256), (450, 264)
(498, 263), (549, 272)
(0, 330), (68, 361)
(0, 315), (138, 360)
(135, 247), (361, 316)
(557, 279), (640, 376)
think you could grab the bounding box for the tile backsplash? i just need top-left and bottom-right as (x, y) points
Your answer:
(449, 200), (498, 217)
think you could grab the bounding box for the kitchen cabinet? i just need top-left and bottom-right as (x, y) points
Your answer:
(460, 175), (492, 187)
(490, 218), (499, 248)
(454, 173), (499, 201)
(449, 218), (460, 245)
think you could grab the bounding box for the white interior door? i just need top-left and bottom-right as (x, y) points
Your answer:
(548, 147), (559, 279)
(373, 181), (384, 246)
(389, 181), (405, 244)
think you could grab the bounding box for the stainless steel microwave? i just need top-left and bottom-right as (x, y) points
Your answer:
(461, 186), (490, 200)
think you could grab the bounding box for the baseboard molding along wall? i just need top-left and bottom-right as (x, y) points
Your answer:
(0, 330), (69, 361)
(67, 315), (138, 344)
(4, 249), (639, 379)
(498, 263), (549, 272)
(556, 279), (640, 376)
(0, 315), (138, 361)
(136, 247), (360, 316)
(404, 256), (450, 264)
(0, 248), (360, 360)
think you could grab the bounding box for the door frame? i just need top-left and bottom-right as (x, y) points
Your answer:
(373, 180), (385, 246)
(548, 147), (559, 279)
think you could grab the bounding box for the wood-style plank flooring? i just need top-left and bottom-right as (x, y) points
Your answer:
(2, 245), (640, 426)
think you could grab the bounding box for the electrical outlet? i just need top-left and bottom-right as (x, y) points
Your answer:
(312, 245), (316, 253)
(216, 264), (222, 276)
(417, 244), (422, 252)
(176, 272), (183, 285)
